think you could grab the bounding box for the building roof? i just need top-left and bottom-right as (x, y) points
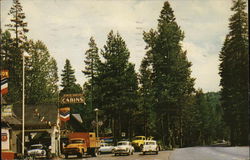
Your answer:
(13, 104), (58, 129)
(1, 114), (21, 125)
(1, 96), (7, 104)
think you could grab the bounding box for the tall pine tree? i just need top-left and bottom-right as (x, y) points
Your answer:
(99, 31), (137, 143)
(219, 0), (248, 146)
(60, 59), (82, 95)
(143, 1), (195, 148)
(82, 37), (101, 131)
(25, 40), (59, 104)
(4, 0), (29, 104)
(83, 37), (101, 111)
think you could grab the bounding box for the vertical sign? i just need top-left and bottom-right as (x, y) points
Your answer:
(1, 70), (9, 95)
(1, 128), (10, 150)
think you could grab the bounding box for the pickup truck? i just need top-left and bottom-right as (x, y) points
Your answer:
(63, 132), (100, 158)
(132, 136), (153, 151)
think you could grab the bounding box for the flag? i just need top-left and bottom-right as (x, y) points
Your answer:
(59, 107), (70, 122)
(1, 70), (9, 95)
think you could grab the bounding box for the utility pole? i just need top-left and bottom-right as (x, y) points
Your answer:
(94, 108), (99, 137)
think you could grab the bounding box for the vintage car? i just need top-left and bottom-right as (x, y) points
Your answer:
(132, 136), (153, 151)
(113, 141), (134, 156)
(98, 143), (114, 154)
(27, 144), (47, 158)
(142, 140), (159, 155)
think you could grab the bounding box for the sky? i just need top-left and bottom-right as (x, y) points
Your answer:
(1, 0), (235, 92)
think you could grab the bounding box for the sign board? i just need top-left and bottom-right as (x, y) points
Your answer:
(1, 128), (10, 150)
(60, 94), (85, 104)
(121, 132), (126, 137)
(1, 105), (13, 117)
(1, 70), (9, 78)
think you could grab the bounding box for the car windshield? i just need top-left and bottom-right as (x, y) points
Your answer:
(145, 142), (156, 145)
(70, 140), (85, 144)
(133, 137), (143, 140)
(101, 143), (108, 147)
(30, 145), (43, 149)
(118, 142), (128, 146)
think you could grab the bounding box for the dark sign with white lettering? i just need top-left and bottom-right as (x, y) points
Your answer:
(60, 94), (85, 104)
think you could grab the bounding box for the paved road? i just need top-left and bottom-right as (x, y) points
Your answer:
(60, 151), (172, 160)
(169, 146), (249, 160)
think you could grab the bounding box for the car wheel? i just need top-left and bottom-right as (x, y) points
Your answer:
(77, 153), (82, 158)
(156, 151), (158, 154)
(140, 145), (143, 151)
(91, 149), (98, 157)
(64, 154), (68, 159)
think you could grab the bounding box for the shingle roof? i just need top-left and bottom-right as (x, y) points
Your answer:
(1, 114), (21, 125)
(13, 104), (58, 129)
(1, 96), (7, 104)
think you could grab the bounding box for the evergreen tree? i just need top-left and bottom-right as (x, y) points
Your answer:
(143, 1), (195, 148)
(60, 59), (78, 94)
(219, 0), (248, 145)
(4, 0), (29, 104)
(83, 37), (101, 111)
(138, 56), (156, 137)
(6, 0), (29, 48)
(82, 37), (101, 132)
(25, 40), (59, 104)
(99, 30), (137, 143)
(0, 31), (14, 69)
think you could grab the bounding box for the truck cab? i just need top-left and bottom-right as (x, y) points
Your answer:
(132, 136), (146, 151)
(63, 132), (100, 158)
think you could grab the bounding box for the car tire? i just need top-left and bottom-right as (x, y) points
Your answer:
(91, 149), (98, 157)
(156, 151), (158, 155)
(77, 153), (82, 158)
(64, 154), (68, 159)
(140, 145), (143, 151)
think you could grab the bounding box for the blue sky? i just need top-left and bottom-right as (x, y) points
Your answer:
(2, 0), (236, 92)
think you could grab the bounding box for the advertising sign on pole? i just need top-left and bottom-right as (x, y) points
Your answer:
(1, 128), (10, 150)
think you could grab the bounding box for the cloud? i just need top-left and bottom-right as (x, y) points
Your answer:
(1, 0), (234, 92)
(183, 42), (221, 92)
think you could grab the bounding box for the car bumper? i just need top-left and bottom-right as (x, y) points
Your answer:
(143, 149), (157, 152)
(28, 153), (46, 158)
(114, 150), (129, 154)
(99, 149), (113, 153)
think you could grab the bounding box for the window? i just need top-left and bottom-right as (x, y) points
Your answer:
(145, 142), (156, 145)
(70, 140), (85, 144)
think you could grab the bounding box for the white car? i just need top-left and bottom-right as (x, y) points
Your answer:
(27, 144), (47, 158)
(99, 143), (115, 154)
(114, 141), (134, 156)
(142, 140), (158, 155)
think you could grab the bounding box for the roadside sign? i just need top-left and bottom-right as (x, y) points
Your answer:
(60, 94), (85, 104)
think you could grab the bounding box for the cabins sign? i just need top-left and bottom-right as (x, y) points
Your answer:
(60, 94), (85, 104)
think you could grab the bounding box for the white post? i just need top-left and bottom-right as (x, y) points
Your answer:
(22, 52), (25, 155)
(22, 52), (30, 156)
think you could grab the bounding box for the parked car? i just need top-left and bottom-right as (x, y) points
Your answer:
(27, 144), (47, 158)
(113, 141), (134, 156)
(98, 143), (114, 154)
(142, 140), (159, 155)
